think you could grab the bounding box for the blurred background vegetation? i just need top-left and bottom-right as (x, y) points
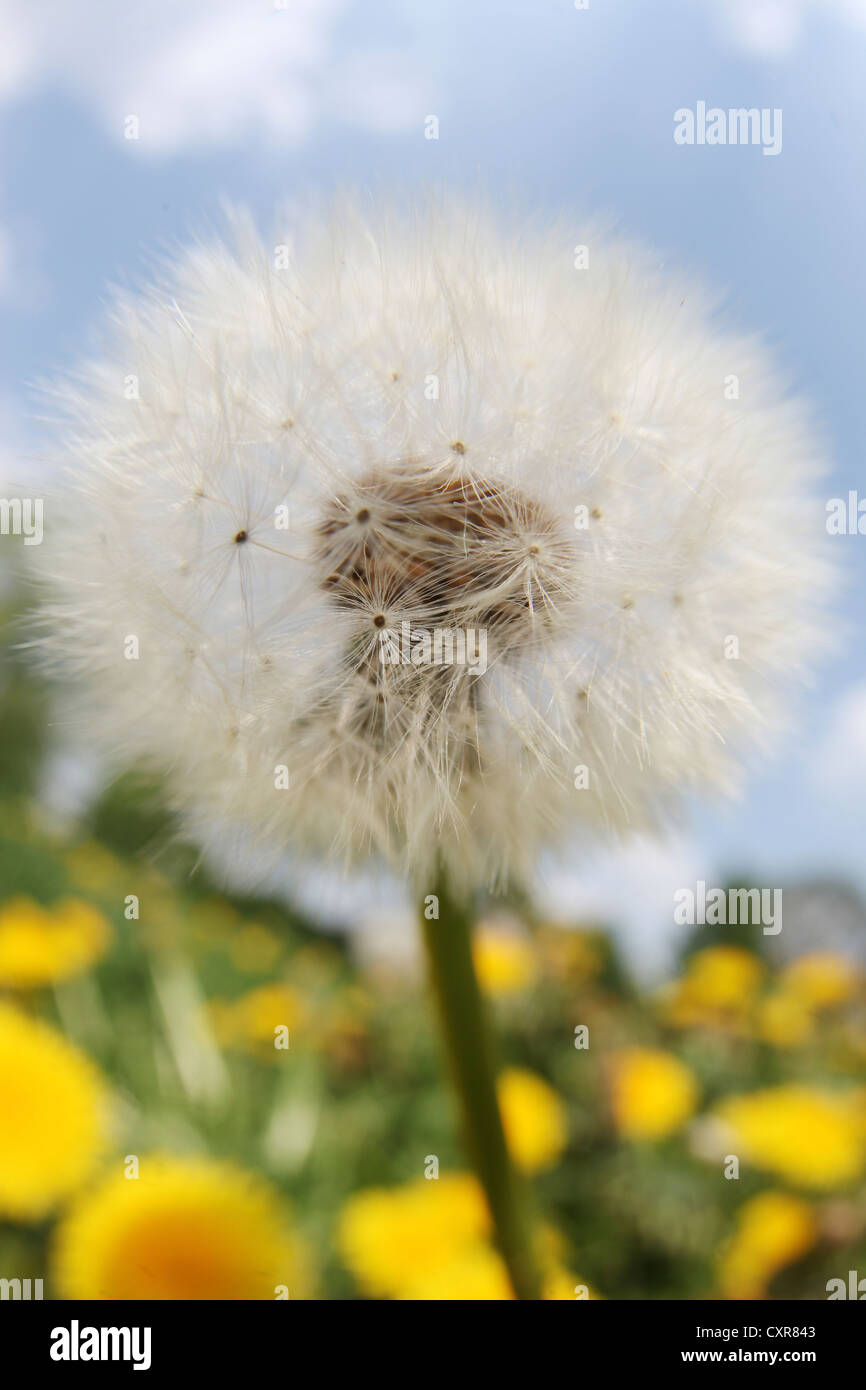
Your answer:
(1, 576), (865, 1301)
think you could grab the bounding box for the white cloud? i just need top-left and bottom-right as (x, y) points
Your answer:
(723, 0), (806, 56)
(0, 0), (424, 153)
(714, 0), (866, 57)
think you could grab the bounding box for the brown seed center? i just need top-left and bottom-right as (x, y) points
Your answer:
(316, 464), (574, 643)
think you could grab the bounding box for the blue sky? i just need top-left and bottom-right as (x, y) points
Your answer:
(1, 0), (864, 960)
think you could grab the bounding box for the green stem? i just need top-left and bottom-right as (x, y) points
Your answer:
(420, 864), (543, 1300)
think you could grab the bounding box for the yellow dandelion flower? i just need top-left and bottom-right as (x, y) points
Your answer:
(0, 896), (111, 988)
(188, 897), (240, 944)
(684, 946), (765, 1008)
(497, 1067), (568, 1173)
(539, 926), (603, 984)
(717, 1191), (816, 1300)
(663, 946), (763, 1031)
(757, 989), (815, 1048)
(472, 921), (538, 996)
(401, 1244), (597, 1301)
(337, 1174), (490, 1298)
(781, 953), (860, 1009)
(53, 1155), (307, 1299)
(208, 982), (305, 1061)
(318, 987), (372, 1072)
(338, 1172), (595, 1301)
(290, 943), (345, 991)
(609, 1046), (699, 1141)
(401, 1241), (514, 1299)
(229, 923), (284, 973)
(0, 1002), (108, 1220)
(715, 1085), (866, 1189)
(64, 841), (127, 895)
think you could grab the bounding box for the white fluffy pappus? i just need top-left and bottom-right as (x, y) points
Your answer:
(35, 194), (833, 891)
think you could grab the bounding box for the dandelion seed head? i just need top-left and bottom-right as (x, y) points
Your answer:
(35, 195), (833, 890)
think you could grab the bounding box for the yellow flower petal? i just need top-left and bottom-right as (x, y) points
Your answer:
(337, 1174), (490, 1298)
(757, 989), (815, 1048)
(0, 896), (111, 988)
(472, 922), (538, 996)
(498, 1066), (568, 1173)
(0, 1002), (109, 1219)
(781, 953), (860, 1009)
(662, 946), (763, 1032)
(401, 1245), (598, 1301)
(715, 1085), (866, 1190)
(208, 982), (305, 1060)
(717, 1191), (816, 1300)
(609, 1047), (699, 1141)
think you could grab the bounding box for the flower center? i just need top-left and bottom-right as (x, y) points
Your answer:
(316, 464), (574, 645)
